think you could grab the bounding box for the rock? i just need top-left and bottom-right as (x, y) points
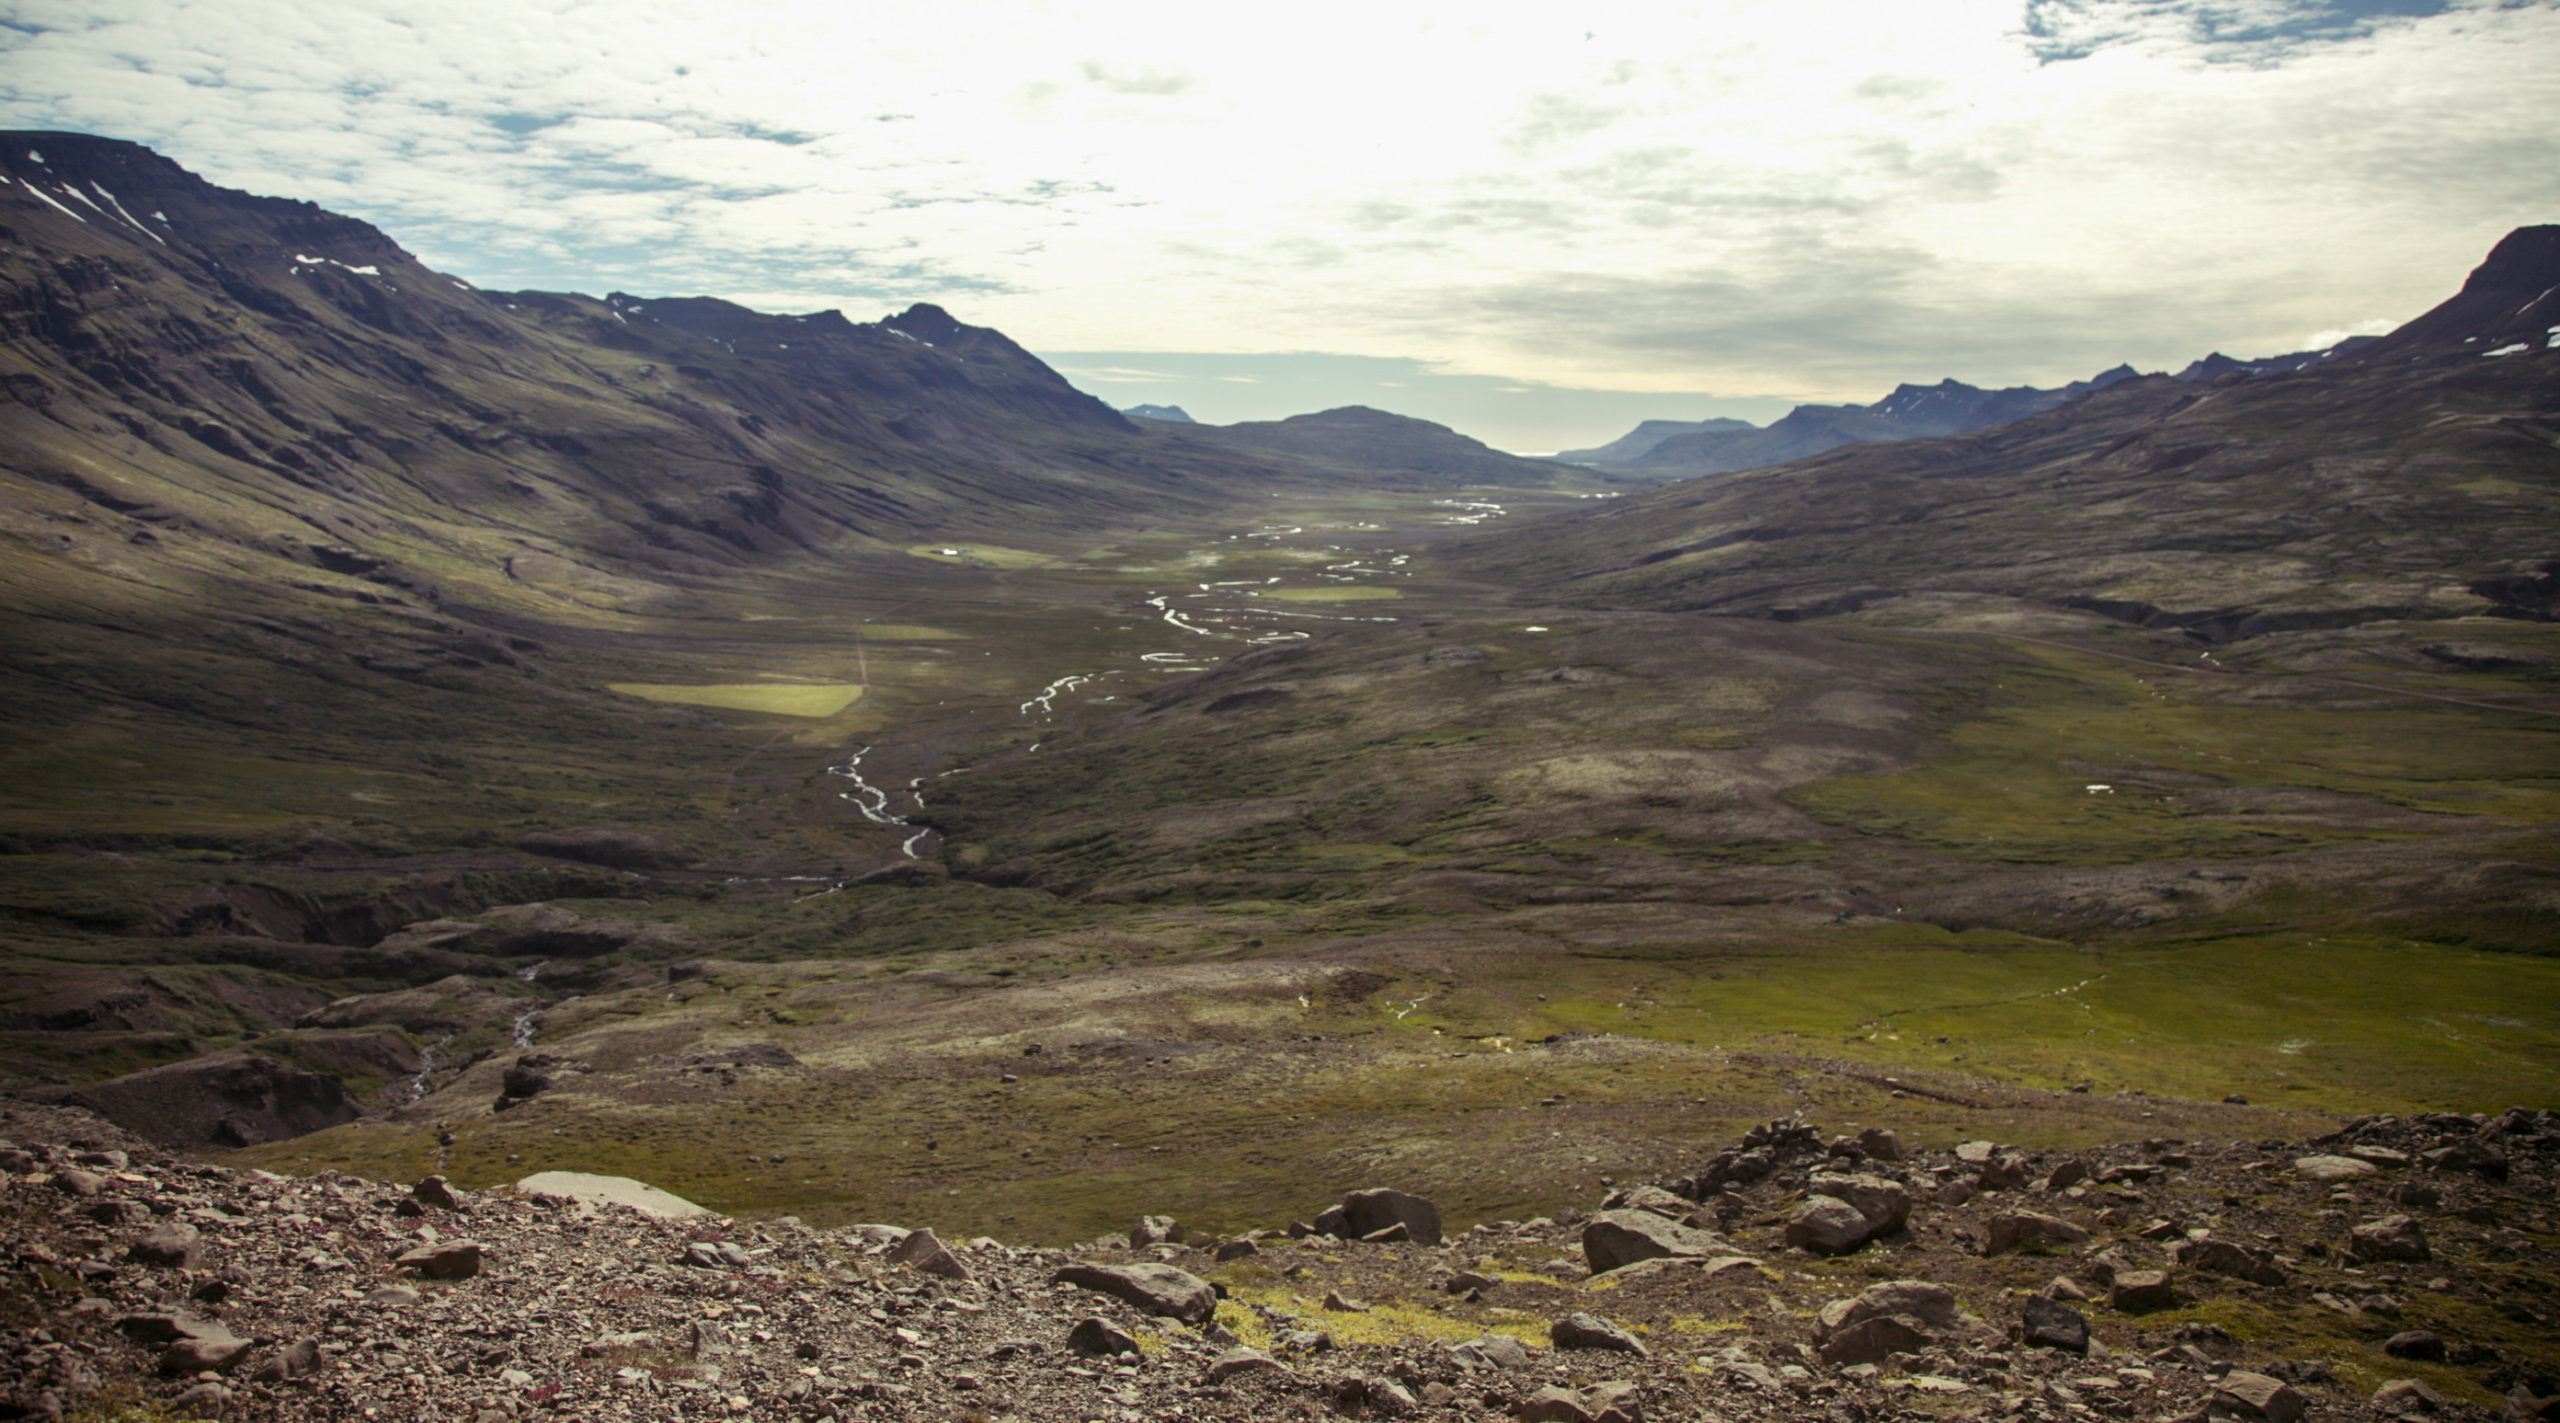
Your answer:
(1977, 1153), (2034, 1191)
(1323, 1289), (1370, 1312)
(1817, 1281), (1960, 1338)
(1601, 1185), (1692, 1218)
(116, 1312), (230, 1346)
(1327, 1374), (1419, 1417)
(1132, 1214), (1180, 1246)
(2215, 1371), (2308, 1423)
(53, 1169), (105, 1198)
(1450, 1334), (1532, 1370)
(394, 1240), (482, 1280)
(413, 1174), (462, 1209)
(1206, 1347), (1285, 1382)
(1337, 1187), (1442, 1246)
(2383, 1331), (2447, 1361)
(1784, 1196), (1873, 1256)
(1519, 1382), (1642, 1423)
(248, 1338), (322, 1382)
(2045, 1159), (2092, 1191)
(1361, 1221), (1411, 1243)
(2020, 1295), (2089, 1353)
(1582, 1209), (1728, 1273)
(1446, 1270), (1501, 1293)
(514, 1170), (709, 1219)
(366, 1283), (422, 1307)
(2351, 1215), (2431, 1263)
(2389, 1180), (2445, 1209)
(1955, 1140), (1999, 1163)
(2422, 1138), (2508, 1179)
(161, 1331), (254, 1374)
(170, 1383), (231, 1413)
(2110, 1269), (2177, 1312)
(887, 1226), (972, 1281)
(1982, 1211), (2091, 1254)
(1856, 1127), (1903, 1161)
(1806, 1170), (1910, 1236)
(1551, 1312), (1649, 1355)
(1052, 1262), (1218, 1325)
(2375, 1378), (2448, 1414)
(2295, 1154), (2380, 1182)
(1818, 1316), (1932, 1367)
(2176, 1237), (2288, 1286)
(127, 1222), (202, 1268)
(1066, 1316), (1141, 1358)
(1215, 1238), (1259, 1261)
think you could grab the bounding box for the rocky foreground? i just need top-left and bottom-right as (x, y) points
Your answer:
(1, 1101), (2554, 1423)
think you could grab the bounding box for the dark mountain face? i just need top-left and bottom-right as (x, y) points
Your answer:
(1553, 417), (1753, 465)
(1610, 366), (2141, 476)
(1455, 225), (2560, 641)
(1163, 404), (1592, 488)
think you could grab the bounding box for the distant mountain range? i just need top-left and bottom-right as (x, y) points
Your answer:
(1566, 339), (2384, 477)
(1122, 403), (1195, 423)
(1145, 405), (1587, 489)
(1458, 226), (2560, 639)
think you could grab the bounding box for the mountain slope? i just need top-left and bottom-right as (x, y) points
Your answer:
(1452, 226), (2560, 638)
(1161, 405), (1596, 488)
(1554, 416), (1753, 465)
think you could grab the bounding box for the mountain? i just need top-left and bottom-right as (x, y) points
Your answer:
(1123, 403), (1195, 422)
(1614, 367), (2144, 475)
(1553, 416), (1754, 465)
(1454, 225), (2560, 639)
(1159, 404), (1596, 488)
(2172, 336), (2378, 382)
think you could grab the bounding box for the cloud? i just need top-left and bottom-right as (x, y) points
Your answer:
(0, 0), (2553, 409)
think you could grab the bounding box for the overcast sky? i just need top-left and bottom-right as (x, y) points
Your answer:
(4, 0), (2555, 450)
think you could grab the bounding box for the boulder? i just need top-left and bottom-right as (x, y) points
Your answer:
(1599, 1185), (1691, 1219)
(2295, 1154), (2379, 1182)
(2176, 1237), (2288, 1286)
(1519, 1382), (1643, 1423)
(1052, 1262), (1218, 1325)
(2350, 1215), (2430, 1264)
(1815, 1280), (1961, 1338)
(2110, 1269), (2177, 1312)
(1982, 1211), (2090, 1254)
(394, 1241), (482, 1280)
(1818, 1316), (1932, 1367)
(412, 1175), (462, 1210)
(2020, 1295), (2089, 1353)
(2214, 1371), (2308, 1423)
(1784, 1196), (1872, 1256)
(1132, 1214), (1180, 1246)
(1856, 1127), (1903, 1161)
(1337, 1187), (1442, 1246)
(127, 1222), (203, 1269)
(1206, 1347), (1285, 1383)
(1066, 1317), (1140, 1358)
(1450, 1334), (1533, 1370)
(1550, 1313), (1648, 1355)
(2374, 1379), (2448, 1414)
(887, 1226), (971, 1281)
(247, 1338), (322, 1383)
(1581, 1210), (1727, 1274)
(53, 1169), (106, 1198)
(2383, 1331), (2447, 1362)
(513, 1170), (709, 1219)
(1808, 1170), (1911, 1236)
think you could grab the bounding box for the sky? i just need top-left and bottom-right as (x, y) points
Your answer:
(2, 1), (2556, 452)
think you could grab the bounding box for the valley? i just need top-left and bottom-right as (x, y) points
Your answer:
(0, 132), (2556, 1421)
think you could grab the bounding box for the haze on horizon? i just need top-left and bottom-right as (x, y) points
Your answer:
(2, 0), (2555, 451)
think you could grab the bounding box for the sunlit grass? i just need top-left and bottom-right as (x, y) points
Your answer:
(607, 683), (865, 717)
